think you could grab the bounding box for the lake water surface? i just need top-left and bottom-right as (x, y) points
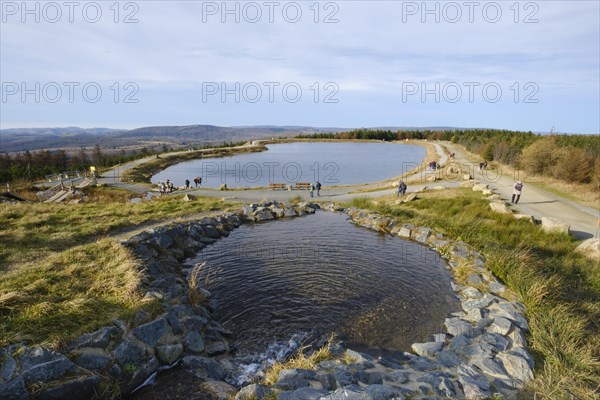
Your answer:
(152, 142), (426, 188)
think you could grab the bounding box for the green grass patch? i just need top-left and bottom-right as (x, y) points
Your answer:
(0, 191), (236, 347)
(344, 189), (600, 399)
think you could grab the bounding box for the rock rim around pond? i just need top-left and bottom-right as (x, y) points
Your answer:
(0, 201), (533, 400)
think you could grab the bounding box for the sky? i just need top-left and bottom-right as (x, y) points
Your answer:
(1, 0), (599, 133)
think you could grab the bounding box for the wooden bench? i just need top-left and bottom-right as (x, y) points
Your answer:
(269, 183), (287, 190)
(293, 182), (312, 190)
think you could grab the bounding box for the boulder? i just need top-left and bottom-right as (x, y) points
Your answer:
(0, 377), (28, 400)
(489, 201), (511, 214)
(432, 185), (446, 190)
(157, 344), (183, 365)
(472, 184), (488, 192)
(278, 387), (328, 400)
(463, 174), (472, 180)
(541, 217), (570, 235)
(412, 342), (443, 357)
(19, 347), (76, 384)
(489, 317), (513, 336)
(575, 238), (600, 263)
(184, 331), (205, 353)
(497, 352), (534, 383)
(234, 384), (274, 400)
(403, 193), (418, 202)
(132, 316), (171, 348)
(199, 380), (238, 400)
(482, 189), (493, 195)
(426, 175), (438, 182)
(460, 181), (475, 188)
(273, 369), (317, 391)
(458, 376), (491, 399)
(68, 326), (120, 350)
(513, 214), (535, 223)
(183, 194), (196, 202)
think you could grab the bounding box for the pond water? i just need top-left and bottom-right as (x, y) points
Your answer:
(188, 212), (460, 362)
(151, 142), (427, 188)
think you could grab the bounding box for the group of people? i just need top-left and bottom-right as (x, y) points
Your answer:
(428, 161), (440, 170)
(160, 179), (175, 195)
(309, 181), (322, 197)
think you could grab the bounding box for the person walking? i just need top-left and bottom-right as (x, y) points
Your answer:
(512, 181), (523, 204)
(315, 181), (322, 196)
(185, 179), (190, 189)
(397, 180), (407, 196)
(309, 183), (315, 198)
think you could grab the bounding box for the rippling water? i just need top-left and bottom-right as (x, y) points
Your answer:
(188, 212), (460, 358)
(152, 142), (427, 188)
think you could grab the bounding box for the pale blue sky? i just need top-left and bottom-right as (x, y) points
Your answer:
(1, 1), (598, 133)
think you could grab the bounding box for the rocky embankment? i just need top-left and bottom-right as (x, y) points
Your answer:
(0, 201), (534, 400)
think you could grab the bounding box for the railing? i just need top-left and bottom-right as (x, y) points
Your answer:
(45, 170), (83, 182)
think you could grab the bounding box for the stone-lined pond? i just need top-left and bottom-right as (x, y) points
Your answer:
(188, 211), (460, 364)
(151, 142), (427, 188)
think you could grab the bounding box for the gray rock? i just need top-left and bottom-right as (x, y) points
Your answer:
(112, 339), (148, 365)
(408, 356), (439, 371)
(489, 316), (513, 336)
(414, 227), (432, 244)
(365, 384), (405, 400)
(467, 273), (483, 286)
(182, 315), (207, 332)
(182, 356), (225, 380)
(283, 208), (298, 217)
(489, 201), (511, 214)
(205, 341), (228, 356)
(273, 368), (316, 391)
(575, 238), (600, 262)
(384, 371), (408, 384)
(1, 355), (17, 382)
(461, 287), (483, 299)
(254, 209), (275, 221)
(199, 380), (238, 400)
(412, 342), (443, 357)
(38, 376), (101, 400)
(320, 385), (371, 400)
(19, 347), (75, 384)
(67, 326), (120, 350)
(345, 349), (373, 364)
(488, 282), (506, 295)
(202, 225), (221, 239)
(157, 344), (183, 365)
(132, 316), (171, 347)
(445, 318), (477, 337)
(74, 350), (111, 371)
(436, 377), (457, 398)
(184, 331), (205, 353)
(472, 356), (509, 379)
(235, 384), (273, 400)
(497, 352), (534, 383)
(278, 387), (327, 400)
(125, 356), (159, 393)
(0, 377), (28, 400)
(509, 327), (527, 349)
(481, 332), (510, 352)
(491, 303), (529, 331)
(435, 350), (461, 368)
(398, 225), (412, 238)
(458, 376), (491, 399)
(333, 370), (358, 387)
(541, 217), (570, 235)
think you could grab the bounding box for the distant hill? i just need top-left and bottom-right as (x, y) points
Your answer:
(0, 124), (342, 153)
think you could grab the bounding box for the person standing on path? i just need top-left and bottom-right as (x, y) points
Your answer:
(512, 181), (524, 204)
(309, 183), (315, 198)
(397, 180), (407, 196)
(315, 181), (322, 196)
(185, 179), (190, 189)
